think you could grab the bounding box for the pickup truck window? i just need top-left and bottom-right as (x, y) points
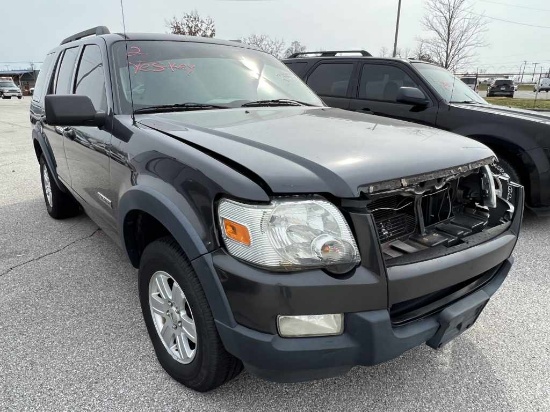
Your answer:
(75, 45), (107, 111)
(112, 41), (323, 112)
(359, 64), (421, 102)
(55, 47), (79, 95)
(413, 62), (486, 104)
(306, 63), (353, 97)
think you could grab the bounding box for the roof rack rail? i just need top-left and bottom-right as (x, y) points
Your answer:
(288, 50), (371, 58)
(60, 26), (110, 45)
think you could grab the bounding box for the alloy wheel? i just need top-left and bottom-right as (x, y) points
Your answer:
(149, 271), (197, 364)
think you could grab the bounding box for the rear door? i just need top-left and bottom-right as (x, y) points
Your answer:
(42, 47), (80, 185)
(63, 43), (116, 235)
(349, 62), (438, 126)
(304, 60), (357, 109)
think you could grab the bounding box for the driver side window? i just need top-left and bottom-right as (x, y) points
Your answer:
(359, 64), (422, 102)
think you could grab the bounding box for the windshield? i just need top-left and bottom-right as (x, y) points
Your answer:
(0, 82), (16, 88)
(112, 41), (323, 113)
(413, 63), (486, 104)
(494, 80), (513, 86)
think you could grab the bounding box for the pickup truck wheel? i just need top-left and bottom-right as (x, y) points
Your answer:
(139, 237), (243, 392)
(490, 157), (520, 205)
(39, 155), (80, 219)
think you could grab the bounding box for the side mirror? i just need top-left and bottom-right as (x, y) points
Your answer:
(45, 94), (106, 127)
(396, 87), (429, 107)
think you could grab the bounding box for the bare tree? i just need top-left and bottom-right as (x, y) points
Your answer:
(419, 0), (487, 71)
(242, 34), (286, 59)
(412, 38), (436, 62)
(379, 46), (390, 57)
(167, 10), (215, 37)
(284, 41), (307, 58)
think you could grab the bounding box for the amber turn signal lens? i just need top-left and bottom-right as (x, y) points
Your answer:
(222, 218), (251, 246)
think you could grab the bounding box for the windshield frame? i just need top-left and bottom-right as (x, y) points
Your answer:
(109, 40), (324, 115)
(413, 62), (487, 105)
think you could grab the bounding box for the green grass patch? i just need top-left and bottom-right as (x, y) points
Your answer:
(485, 97), (550, 110)
(517, 84), (535, 92)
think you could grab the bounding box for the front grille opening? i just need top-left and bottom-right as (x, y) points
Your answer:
(364, 166), (517, 263)
(369, 195), (416, 243)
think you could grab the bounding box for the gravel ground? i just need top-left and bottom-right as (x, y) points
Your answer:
(0, 97), (548, 411)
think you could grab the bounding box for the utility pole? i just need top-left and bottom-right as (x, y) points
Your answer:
(520, 60), (527, 83)
(392, 0), (402, 58)
(532, 62), (539, 83)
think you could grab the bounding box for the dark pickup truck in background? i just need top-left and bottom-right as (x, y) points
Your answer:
(31, 30), (523, 392)
(283, 51), (550, 214)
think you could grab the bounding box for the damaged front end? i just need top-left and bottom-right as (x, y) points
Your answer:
(361, 157), (520, 263)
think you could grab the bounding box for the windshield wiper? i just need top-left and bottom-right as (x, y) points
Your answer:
(449, 100), (480, 104)
(241, 99), (313, 107)
(134, 103), (229, 114)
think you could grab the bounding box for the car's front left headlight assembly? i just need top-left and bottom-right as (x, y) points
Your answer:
(218, 198), (361, 273)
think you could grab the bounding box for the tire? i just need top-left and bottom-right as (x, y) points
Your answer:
(39, 155), (80, 219)
(139, 237), (243, 392)
(490, 157), (520, 205)
(17, 96), (22, 99)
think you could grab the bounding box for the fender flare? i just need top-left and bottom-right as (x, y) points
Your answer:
(118, 186), (236, 326)
(32, 128), (67, 192)
(118, 186), (208, 263)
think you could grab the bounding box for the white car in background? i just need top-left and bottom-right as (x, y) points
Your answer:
(0, 77), (23, 99)
(534, 78), (550, 92)
(460, 77), (477, 91)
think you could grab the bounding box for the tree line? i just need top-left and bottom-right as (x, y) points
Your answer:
(167, 1), (487, 71)
(166, 11), (307, 59)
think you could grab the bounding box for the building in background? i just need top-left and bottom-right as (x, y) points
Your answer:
(0, 69), (40, 95)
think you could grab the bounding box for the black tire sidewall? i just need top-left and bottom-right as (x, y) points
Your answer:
(138, 240), (222, 388)
(39, 156), (55, 216)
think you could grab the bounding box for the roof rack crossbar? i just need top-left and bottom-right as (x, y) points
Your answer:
(60, 26), (110, 45)
(288, 50), (371, 58)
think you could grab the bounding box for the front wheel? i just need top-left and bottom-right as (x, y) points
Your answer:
(139, 237), (242, 392)
(490, 157), (520, 205)
(39, 155), (80, 219)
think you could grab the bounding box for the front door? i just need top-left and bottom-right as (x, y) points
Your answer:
(63, 44), (116, 235)
(42, 47), (80, 186)
(349, 62), (439, 126)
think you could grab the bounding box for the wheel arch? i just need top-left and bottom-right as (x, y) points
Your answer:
(119, 186), (236, 326)
(118, 186), (209, 268)
(32, 130), (67, 192)
(466, 134), (540, 204)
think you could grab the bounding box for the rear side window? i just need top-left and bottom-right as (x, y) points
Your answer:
(75, 45), (107, 111)
(32, 53), (55, 102)
(55, 47), (79, 94)
(306, 63), (353, 97)
(359, 64), (420, 102)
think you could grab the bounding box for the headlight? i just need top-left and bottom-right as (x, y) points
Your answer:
(218, 198), (360, 273)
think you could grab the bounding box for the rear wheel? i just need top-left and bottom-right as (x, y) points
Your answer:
(39, 155), (80, 219)
(490, 157), (520, 205)
(139, 237), (242, 392)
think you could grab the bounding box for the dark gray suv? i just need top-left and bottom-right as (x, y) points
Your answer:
(30, 27), (523, 391)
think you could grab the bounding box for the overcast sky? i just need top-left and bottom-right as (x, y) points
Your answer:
(1, 0), (549, 74)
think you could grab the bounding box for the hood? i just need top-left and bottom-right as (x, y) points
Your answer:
(138, 107), (494, 197)
(452, 102), (550, 125)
